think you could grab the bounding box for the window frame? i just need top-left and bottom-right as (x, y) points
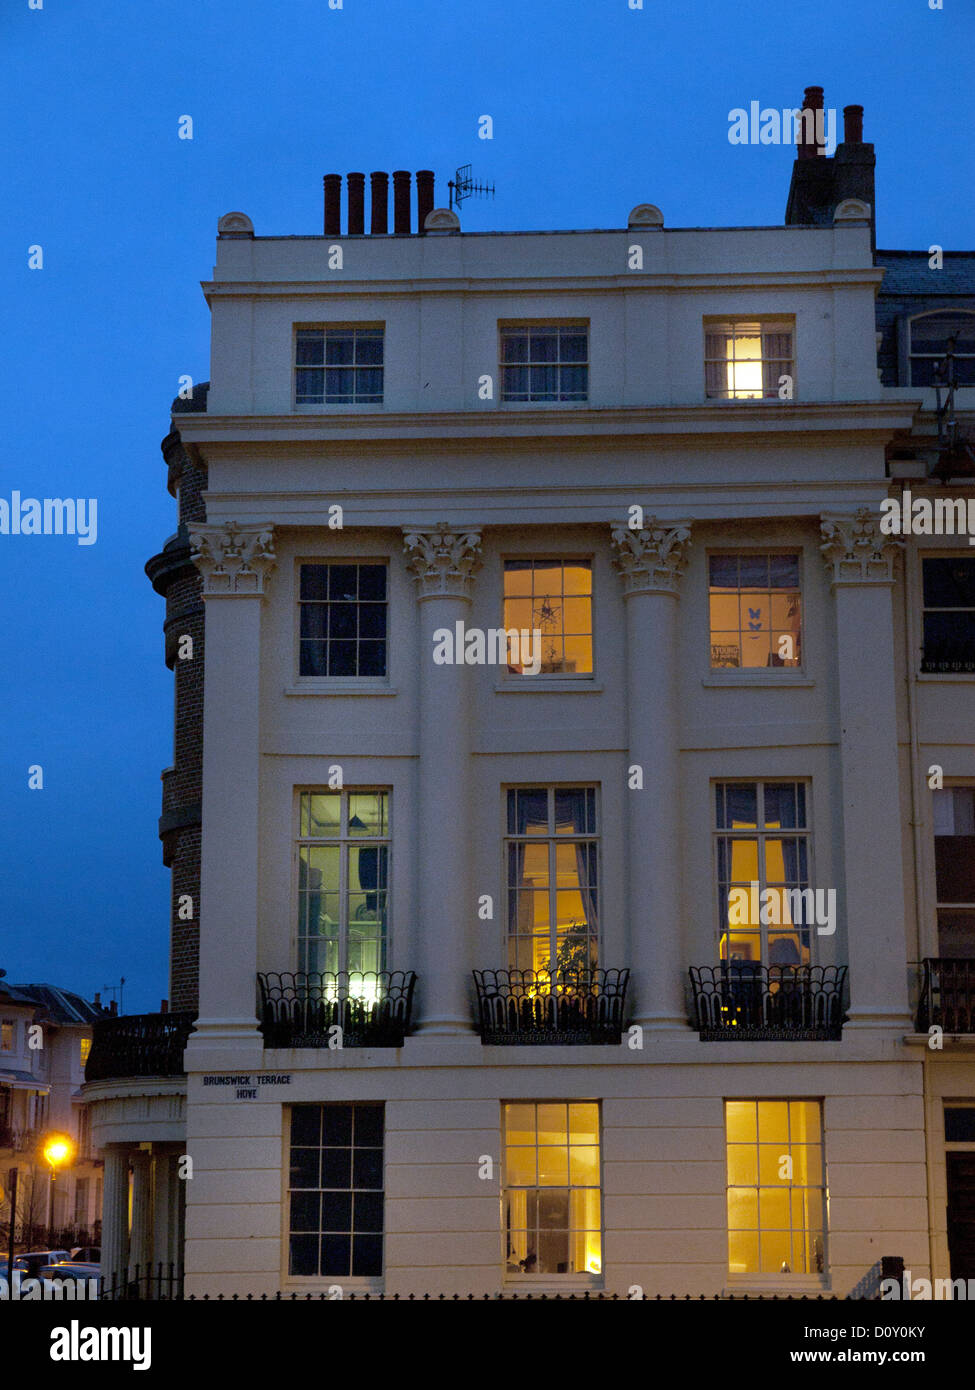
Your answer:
(294, 558), (391, 686)
(712, 779), (817, 968)
(500, 555), (596, 682)
(284, 1102), (385, 1286)
(706, 549), (804, 675)
(501, 1100), (603, 1285)
(293, 323), (385, 409)
(0, 1020), (13, 1052)
(502, 784), (600, 974)
(932, 784), (975, 958)
(498, 320), (590, 406)
(920, 553), (975, 676)
(724, 1097), (829, 1286)
(703, 317), (796, 401)
(905, 309), (975, 389)
(293, 788), (392, 977)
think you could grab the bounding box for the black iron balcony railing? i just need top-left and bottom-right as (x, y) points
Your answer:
(257, 971), (416, 1048)
(917, 958), (975, 1033)
(689, 964), (847, 1040)
(921, 637), (975, 674)
(84, 1011), (196, 1082)
(472, 969), (629, 1044)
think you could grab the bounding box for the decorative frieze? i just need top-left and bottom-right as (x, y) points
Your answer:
(188, 522), (277, 596)
(402, 524), (483, 600)
(610, 518), (692, 596)
(820, 509), (902, 587)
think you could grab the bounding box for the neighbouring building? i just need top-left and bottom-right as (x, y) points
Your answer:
(83, 91), (975, 1298)
(1, 976), (105, 1246)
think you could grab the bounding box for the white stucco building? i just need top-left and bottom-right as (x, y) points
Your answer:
(83, 104), (975, 1298)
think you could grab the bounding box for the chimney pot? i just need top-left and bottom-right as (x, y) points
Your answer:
(416, 170), (435, 234)
(393, 170), (411, 233)
(323, 174), (342, 236)
(347, 172), (365, 235)
(798, 85), (826, 159)
(843, 104), (864, 143)
(370, 172), (389, 234)
(160, 998), (169, 1014)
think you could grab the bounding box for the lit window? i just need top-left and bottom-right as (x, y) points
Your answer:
(726, 1100), (826, 1276)
(503, 1102), (601, 1277)
(0, 1021), (13, 1052)
(705, 321), (794, 400)
(295, 326), (384, 405)
(500, 325), (589, 402)
(288, 1103), (383, 1278)
(80, 1036), (91, 1066)
(715, 782), (811, 967)
(908, 311), (975, 387)
(297, 790), (389, 978)
(708, 554), (802, 669)
(299, 562), (388, 677)
(505, 788), (598, 975)
(921, 557), (975, 673)
(503, 559), (593, 676)
(933, 788), (975, 957)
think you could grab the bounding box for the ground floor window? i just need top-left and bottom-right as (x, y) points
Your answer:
(503, 1101), (601, 1276)
(288, 1103), (384, 1278)
(725, 1099), (826, 1276)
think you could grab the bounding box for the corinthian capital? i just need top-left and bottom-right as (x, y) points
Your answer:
(189, 521), (277, 596)
(820, 509), (901, 587)
(402, 524), (483, 600)
(610, 518), (692, 596)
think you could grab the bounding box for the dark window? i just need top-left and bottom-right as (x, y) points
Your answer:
(909, 312), (975, 388)
(945, 1108), (975, 1143)
(500, 325), (589, 402)
(288, 1103), (384, 1278)
(922, 557), (975, 673)
(295, 327), (384, 404)
(934, 788), (975, 957)
(299, 563), (388, 677)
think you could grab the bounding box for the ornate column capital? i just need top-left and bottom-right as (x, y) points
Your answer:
(820, 509), (902, 587)
(610, 518), (692, 596)
(402, 523), (483, 600)
(188, 521), (277, 596)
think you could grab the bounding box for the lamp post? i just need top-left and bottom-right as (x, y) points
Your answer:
(41, 1133), (75, 1245)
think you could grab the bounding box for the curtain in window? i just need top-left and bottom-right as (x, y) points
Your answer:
(762, 332), (793, 397)
(705, 333), (728, 397)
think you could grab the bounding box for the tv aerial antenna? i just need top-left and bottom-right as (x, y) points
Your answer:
(448, 164), (496, 212)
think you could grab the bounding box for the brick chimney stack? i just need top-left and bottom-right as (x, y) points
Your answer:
(785, 88), (875, 251)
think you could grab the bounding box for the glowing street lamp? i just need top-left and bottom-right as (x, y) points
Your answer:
(41, 1132), (76, 1239)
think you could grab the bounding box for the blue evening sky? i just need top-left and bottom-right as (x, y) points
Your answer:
(1, 0), (970, 1012)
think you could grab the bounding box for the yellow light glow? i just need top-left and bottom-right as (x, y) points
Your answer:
(42, 1134), (75, 1169)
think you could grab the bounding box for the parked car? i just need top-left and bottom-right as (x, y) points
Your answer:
(4, 1250), (72, 1278)
(39, 1261), (102, 1293)
(70, 1246), (100, 1264)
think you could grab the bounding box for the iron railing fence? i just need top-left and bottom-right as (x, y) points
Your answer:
(689, 964), (847, 1040)
(257, 971), (416, 1048)
(84, 1012), (196, 1082)
(917, 958), (975, 1032)
(472, 969), (629, 1044)
(921, 638), (975, 674)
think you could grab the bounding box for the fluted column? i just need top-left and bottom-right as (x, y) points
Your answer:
(403, 524), (483, 1033)
(101, 1148), (129, 1292)
(820, 509), (911, 1029)
(128, 1151), (152, 1280)
(611, 519), (692, 1032)
(186, 522), (276, 1061)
